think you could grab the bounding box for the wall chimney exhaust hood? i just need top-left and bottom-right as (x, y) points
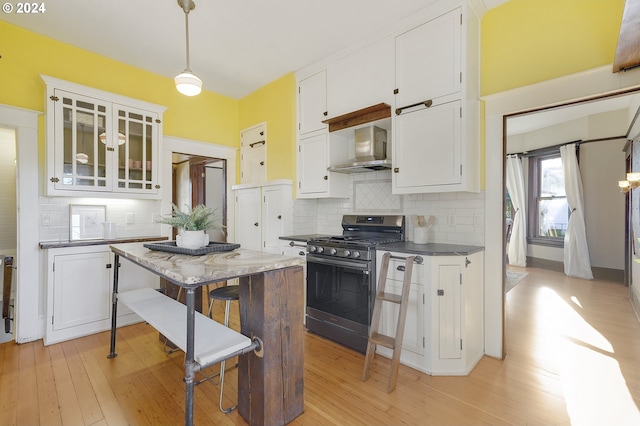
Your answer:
(323, 103), (392, 173)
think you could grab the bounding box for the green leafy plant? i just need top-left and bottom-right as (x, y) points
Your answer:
(158, 203), (220, 231)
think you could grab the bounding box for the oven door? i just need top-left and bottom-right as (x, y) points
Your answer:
(306, 253), (373, 328)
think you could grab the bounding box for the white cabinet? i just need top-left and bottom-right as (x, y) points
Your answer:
(240, 122), (267, 184)
(298, 71), (327, 135)
(429, 251), (484, 375)
(296, 133), (350, 198)
(392, 4), (480, 194)
(327, 37), (395, 118)
(279, 239), (308, 323)
(43, 75), (166, 199)
(233, 181), (292, 253)
(376, 249), (484, 376)
(45, 244), (159, 345)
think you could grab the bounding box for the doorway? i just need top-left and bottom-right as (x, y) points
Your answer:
(502, 89), (640, 356)
(0, 127), (17, 343)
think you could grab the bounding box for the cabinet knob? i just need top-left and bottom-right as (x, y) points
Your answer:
(277, 215), (282, 219)
(289, 241), (295, 247)
(393, 168), (399, 173)
(155, 185), (161, 189)
(397, 265), (405, 272)
(323, 175), (328, 180)
(437, 289), (445, 296)
(323, 111), (328, 116)
(298, 251), (305, 256)
(254, 222), (259, 227)
(50, 177), (59, 183)
(260, 161), (265, 166)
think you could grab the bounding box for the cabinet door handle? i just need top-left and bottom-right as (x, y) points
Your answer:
(437, 289), (445, 296)
(50, 177), (59, 183)
(254, 222), (259, 227)
(397, 265), (405, 271)
(250, 140), (265, 148)
(298, 251), (305, 256)
(395, 99), (433, 115)
(106, 263), (112, 269)
(289, 241), (295, 247)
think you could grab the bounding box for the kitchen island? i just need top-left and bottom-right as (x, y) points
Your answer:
(107, 242), (305, 426)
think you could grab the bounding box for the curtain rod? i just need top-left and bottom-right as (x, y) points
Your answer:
(507, 135), (626, 157)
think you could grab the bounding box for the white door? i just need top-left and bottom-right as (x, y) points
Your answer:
(298, 133), (328, 195)
(235, 187), (261, 251)
(395, 7), (461, 107)
(240, 123), (266, 184)
(393, 100), (461, 191)
(53, 251), (111, 330)
(298, 71), (327, 135)
(436, 263), (462, 359)
(262, 186), (285, 253)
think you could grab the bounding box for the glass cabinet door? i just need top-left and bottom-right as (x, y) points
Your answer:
(115, 105), (158, 193)
(53, 90), (113, 191)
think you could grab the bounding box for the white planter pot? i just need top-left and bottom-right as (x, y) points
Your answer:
(176, 230), (209, 249)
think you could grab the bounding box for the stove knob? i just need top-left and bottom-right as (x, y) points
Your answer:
(317, 247), (324, 253)
(308, 245), (316, 253)
(352, 251), (361, 258)
(344, 250), (351, 257)
(329, 248), (337, 255)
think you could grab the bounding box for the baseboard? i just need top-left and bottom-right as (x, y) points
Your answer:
(526, 257), (624, 284)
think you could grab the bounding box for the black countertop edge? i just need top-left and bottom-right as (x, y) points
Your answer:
(279, 234), (335, 242)
(377, 242), (484, 256)
(40, 236), (168, 250)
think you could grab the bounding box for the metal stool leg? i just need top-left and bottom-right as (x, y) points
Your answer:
(218, 299), (236, 413)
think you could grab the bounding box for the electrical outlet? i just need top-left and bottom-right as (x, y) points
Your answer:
(41, 214), (51, 226)
(126, 213), (135, 224)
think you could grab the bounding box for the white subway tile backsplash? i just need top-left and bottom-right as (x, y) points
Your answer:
(38, 196), (162, 242)
(291, 174), (485, 246)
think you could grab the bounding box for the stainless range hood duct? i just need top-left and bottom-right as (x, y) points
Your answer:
(329, 125), (391, 173)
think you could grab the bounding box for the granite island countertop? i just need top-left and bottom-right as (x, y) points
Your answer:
(110, 241), (305, 287)
(377, 241), (484, 256)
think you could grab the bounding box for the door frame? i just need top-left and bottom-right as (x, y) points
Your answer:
(0, 104), (41, 343)
(162, 137), (237, 243)
(483, 65), (640, 359)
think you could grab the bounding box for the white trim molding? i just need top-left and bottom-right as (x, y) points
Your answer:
(482, 65), (640, 358)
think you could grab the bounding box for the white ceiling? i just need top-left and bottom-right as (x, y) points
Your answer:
(1, 0), (508, 99)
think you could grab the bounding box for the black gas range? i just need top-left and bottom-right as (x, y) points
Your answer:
(305, 215), (405, 353)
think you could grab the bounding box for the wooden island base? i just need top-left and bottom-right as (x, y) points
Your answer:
(238, 267), (305, 425)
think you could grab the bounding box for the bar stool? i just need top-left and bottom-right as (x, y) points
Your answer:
(207, 284), (240, 413)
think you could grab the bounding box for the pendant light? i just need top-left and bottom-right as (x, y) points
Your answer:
(175, 0), (202, 96)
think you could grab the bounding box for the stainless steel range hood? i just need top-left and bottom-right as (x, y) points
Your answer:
(323, 103), (392, 174)
(328, 125), (391, 173)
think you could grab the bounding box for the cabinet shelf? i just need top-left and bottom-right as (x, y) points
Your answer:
(322, 103), (391, 132)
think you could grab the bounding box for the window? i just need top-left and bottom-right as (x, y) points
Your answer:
(528, 151), (568, 247)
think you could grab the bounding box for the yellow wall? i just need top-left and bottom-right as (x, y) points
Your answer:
(481, 0), (625, 96)
(239, 73), (297, 182)
(0, 21), (241, 170)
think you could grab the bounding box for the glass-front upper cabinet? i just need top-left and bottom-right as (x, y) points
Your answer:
(55, 91), (113, 192)
(43, 75), (165, 198)
(115, 104), (158, 193)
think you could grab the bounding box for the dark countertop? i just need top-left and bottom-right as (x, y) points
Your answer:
(40, 236), (167, 250)
(377, 241), (484, 256)
(279, 234), (334, 242)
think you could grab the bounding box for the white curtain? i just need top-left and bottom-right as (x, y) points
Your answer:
(506, 155), (527, 267)
(560, 143), (593, 279)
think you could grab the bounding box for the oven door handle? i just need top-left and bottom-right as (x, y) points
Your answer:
(306, 254), (370, 273)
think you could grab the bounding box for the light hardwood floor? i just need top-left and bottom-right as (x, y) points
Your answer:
(1, 268), (640, 425)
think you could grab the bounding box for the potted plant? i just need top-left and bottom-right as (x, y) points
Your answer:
(159, 203), (219, 249)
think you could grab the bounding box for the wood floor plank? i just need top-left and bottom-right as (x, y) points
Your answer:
(1, 267), (639, 425)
